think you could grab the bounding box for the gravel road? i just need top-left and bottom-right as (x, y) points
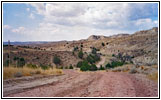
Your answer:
(4, 70), (158, 97)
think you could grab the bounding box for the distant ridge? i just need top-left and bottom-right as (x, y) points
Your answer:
(3, 41), (50, 45)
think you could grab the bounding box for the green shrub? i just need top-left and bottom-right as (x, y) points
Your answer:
(112, 54), (115, 57)
(40, 64), (49, 70)
(99, 65), (105, 70)
(78, 51), (83, 59)
(86, 55), (95, 64)
(60, 66), (63, 69)
(105, 61), (124, 69)
(77, 61), (83, 68)
(69, 64), (73, 69)
(17, 58), (25, 67)
(111, 61), (124, 67)
(4, 60), (9, 67)
(130, 61), (133, 64)
(27, 64), (37, 69)
(92, 49), (97, 54)
(13, 57), (19, 61)
(102, 42), (105, 46)
(86, 54), (100, 64)
(80, 60), (90, 71)
(106, 63), (112, 69)
(80, 60), (98, 71)
(81, 44), (83, 48)
(80, 65), (88, 71)
(92, 54), (100, 62)
(74, 46), (79, 51)
(53, 56), (61, 65)
(89, 64), (97, 71)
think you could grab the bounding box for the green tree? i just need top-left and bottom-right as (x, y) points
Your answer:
(40, 64), (48, 70)
(78, 51), (83, 59)
(106, 63), (112, 69)
(73, 46), (79, 51)
(4, 60), (9, 67)
(53, 56), (61, 65)
(17, 58), (25, 67)
(99, 65), (105, 70)
(92, 49), (97, 54)
(89, 64), (97, 71)
(69, 64), (73, 69)
(86, 55), (95, 64)
(81, 44), (83, 48)
(102, 42), (105, 46)
(77, 61), (83, 68)
(80, 60), (90, 71)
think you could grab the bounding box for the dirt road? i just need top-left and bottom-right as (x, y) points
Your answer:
(96, 56), (106, 68)
(4, 70), (158, 97)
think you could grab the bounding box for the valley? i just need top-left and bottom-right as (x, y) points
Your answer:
(3, 27), (158, 97)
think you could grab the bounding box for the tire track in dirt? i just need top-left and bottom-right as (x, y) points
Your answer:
(61, 72), (103, 97)
(7, 70), (90, 97)
(6, 71), (158, 97)
(127, 74), (158, 97)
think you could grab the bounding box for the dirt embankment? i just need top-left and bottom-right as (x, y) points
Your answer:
(4, 70), (158, 97)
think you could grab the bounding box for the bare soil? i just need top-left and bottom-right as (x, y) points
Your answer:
(3, 70), (158, 97)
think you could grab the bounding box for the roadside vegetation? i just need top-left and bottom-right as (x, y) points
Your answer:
(147, 72), (158, 82)
(3, 64), (63, 80)
(76, 47), (101, 71)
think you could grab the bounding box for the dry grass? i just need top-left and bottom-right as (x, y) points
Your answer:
(147, 72), (158, 82)
(3, 66), (63, 80)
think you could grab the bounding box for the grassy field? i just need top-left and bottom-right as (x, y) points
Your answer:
(3, 66), (63, 80)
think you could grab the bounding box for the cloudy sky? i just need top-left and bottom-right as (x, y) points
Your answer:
(3, 2), (158, 42)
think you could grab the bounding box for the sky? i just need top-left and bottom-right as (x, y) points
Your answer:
(3, 2), (158, 42)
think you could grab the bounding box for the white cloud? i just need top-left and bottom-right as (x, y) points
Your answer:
(12, 22), (133, 41)
(30, 3), (46, 15)
(29, 13), (35, 19)
(12, 27), (26, 34)
(3, 25), (11, 29)
(29, 3), (157, 30)
(26, 8), (30, 12)
(45, 3), (87, 17)
(134, 18), (158, 30)
(18, 3), (158, 41)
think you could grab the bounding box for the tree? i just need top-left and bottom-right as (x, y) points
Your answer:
(106, 63), (112, 69)
(17, 57), (25, 67)
(89, 64), (97, 71)
(13, 56), (19, 67)
(80, 60), (90, 71)
(40, 64), (48, 70)
(4, 60), (9, 67)
(92, 49), (97, 54)
(53, 56), (61, 65)
(69, 64), (73, 69)
(74, 46), (79, 51)
(87, 55), (94, 64)
(99, 65), (105, 70)
(81, 44), (83, 48)
(78, 51), (83, 59)
(77, 61), (83, 68)
(80, 65), (88, 71)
